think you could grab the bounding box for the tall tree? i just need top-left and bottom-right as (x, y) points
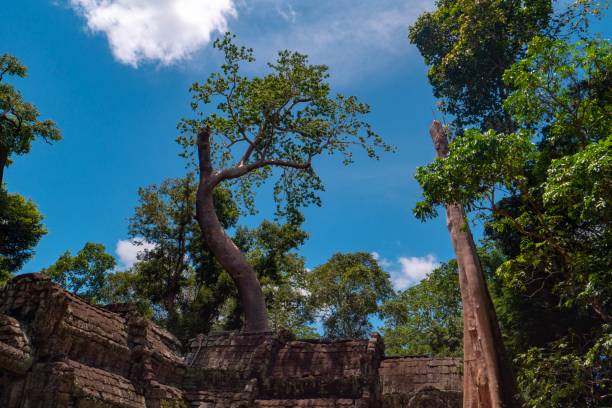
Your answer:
(0, 189), (46, 284)
(42, 242), (116, 304)
(116, 174), (313, 338)
(419, 121), (519, 407)
(178, 34), (392, 332)
(307, 252), (392, 339)
(0, 54), (61, 186)
(415, 35), (611, 401)
(410, 2), (609, 405)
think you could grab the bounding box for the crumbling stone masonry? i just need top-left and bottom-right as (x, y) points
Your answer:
(0, 274), (461, 407)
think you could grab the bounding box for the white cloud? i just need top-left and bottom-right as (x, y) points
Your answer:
(391, 254), (439, 291)
(371, 251), (392, 269)
(238, 0), (434, 82)
(276, 3), (296, 23)
(371, 251), (438, 290)
(115, 239), (156, 269)
(68, 0), (236, 66)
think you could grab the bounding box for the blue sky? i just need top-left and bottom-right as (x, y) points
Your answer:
(3, 1), (609, 291)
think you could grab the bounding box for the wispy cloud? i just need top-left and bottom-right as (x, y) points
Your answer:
(237, 0), (434, 82)
(115, 239), (156, 269)
(373, 252), (439, 290)
(275, 2), (296, 23)
(68, 0), (236, 66)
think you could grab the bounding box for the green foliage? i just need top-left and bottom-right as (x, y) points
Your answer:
(516, 326), (611, 407)
(177, 33), (392, 216)
(408, 0), (552, 131)
(496, 38), (611, 318)
(100, 174), (314, 338)
(102, 269), (153, 317)
(42, 242), (116, 303)
(0, 54), (59, 284)
(414, 128), (536, 220)
(543, 137), (612, 226)
(0, 188), (46, 283)
(494, 38), (611, 407)
(307, 252), (392, 339)
(381, 260), (462, 356)
(503, 37), (611, 155)
(0, 54), (61, 173)
(120, 174), (238, 337)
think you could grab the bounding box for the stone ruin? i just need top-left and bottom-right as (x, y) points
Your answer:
(0, 274), (462, 407)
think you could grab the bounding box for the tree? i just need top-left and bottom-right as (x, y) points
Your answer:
(178, 34), (392, 332)
(307, 252), (392, 339)
(381, 260), (462, 357)
(0, 54), (61, 186)
(124, 174), (238, 337)
(115, 174), (313, 338)
(418, 121), (519, 407)
(102, 269), (153, 317)
(0, 188), (46, 284)
(414, 36), (611, 406)
(408, 0), (553, 132)
(42, 242), (116, 303)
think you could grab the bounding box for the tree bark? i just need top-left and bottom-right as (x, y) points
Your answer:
(0, 144), (8, 187)
(195, 128), (270, 332)
(429, 121), (519, 408)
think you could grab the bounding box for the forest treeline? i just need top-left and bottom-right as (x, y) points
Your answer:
(1, 0), (610, 406)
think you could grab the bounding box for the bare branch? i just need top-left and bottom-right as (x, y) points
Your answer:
(238, 127), (265, 165)
(213, 158), (311, 185)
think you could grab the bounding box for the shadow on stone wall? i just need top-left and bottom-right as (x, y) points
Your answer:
(0, 274), (461, 407)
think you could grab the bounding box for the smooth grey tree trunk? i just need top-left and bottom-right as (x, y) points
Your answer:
(429, 121), (519, 408)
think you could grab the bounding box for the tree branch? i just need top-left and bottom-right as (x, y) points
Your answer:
(213, 158), (311, 185)
(196, 127), (214, 180)
(239, 128), (264, 165)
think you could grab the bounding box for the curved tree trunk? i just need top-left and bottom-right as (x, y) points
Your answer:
(195, 128), (270, 333)
(429, 121), (519, 407)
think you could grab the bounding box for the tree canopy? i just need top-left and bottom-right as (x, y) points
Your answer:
(42, 242), (116, 304)
(307, 252), (392, 339)
(0, 55), (61, 284)
(408, 0), (552, 132)
(0, 188), (46, 284)
(0, 54), (61, 185)
(181, 33), (393, 332)
(179, 33), (393, 216)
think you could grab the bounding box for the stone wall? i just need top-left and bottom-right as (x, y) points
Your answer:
(0, 274), (461, 407)
(379, 357), (461, 408)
